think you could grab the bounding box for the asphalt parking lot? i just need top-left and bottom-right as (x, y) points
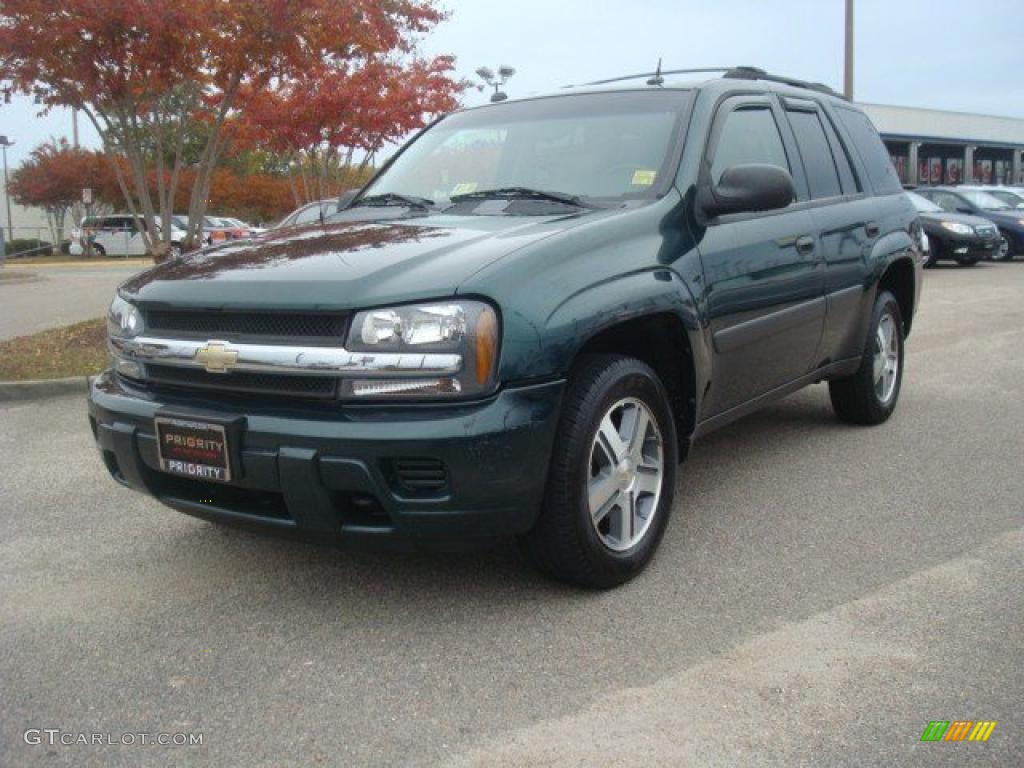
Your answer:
(1, 262), (1022, 767)
(0, 262), (145, 340)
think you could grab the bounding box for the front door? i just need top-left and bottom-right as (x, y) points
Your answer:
(696, 97), (825, 416)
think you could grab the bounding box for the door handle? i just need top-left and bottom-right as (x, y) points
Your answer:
(865, 221), (880, 238)
(795, 235), (816, 255)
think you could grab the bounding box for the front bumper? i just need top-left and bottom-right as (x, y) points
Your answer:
(88, 371), (564, 549)
(932, 230), (999, 260)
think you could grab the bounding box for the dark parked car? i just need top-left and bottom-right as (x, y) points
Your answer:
(985, 187), (1024, 210)
(906, 191), (999, 267)
(915, 186), (1024, 261)
(90, 66), (922, 588)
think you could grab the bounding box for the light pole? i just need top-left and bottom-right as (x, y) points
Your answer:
(844, 0), (854, 100)
(0, 136), (14, 244)
(475, 65), (516, 103)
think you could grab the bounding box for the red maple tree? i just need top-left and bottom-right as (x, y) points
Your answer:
(6, 140), (115, 241)
(241, 56), (466, 204)
(0, 0), (457, 259)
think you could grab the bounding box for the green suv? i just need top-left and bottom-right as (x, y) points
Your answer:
(89, 67), (922, 588)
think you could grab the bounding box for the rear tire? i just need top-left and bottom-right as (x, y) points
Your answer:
(829, 290), (904, 425)
(520, 354), (678, 588)
(955, 256), (979, 267)
(92, 243), (106, 258)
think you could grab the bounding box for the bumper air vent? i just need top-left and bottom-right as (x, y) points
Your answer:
(387, 457), (449, 496)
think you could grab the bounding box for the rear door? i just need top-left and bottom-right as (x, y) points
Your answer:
(783, 98), (873, 365)
(696, 95), (825, 416)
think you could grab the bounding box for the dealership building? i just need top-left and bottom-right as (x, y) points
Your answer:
(862, 103), (1024, 187)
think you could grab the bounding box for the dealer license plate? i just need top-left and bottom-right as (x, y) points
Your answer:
(155, 417), (231, 483)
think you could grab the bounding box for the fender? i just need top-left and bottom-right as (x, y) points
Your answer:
(859, 228), (918, 340)
(539, 267), (710, 421)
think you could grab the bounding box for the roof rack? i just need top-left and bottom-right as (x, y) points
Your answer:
(576, 65), (846, 100)
(722, 66), (845, 100)
(581, 67), (734, 87)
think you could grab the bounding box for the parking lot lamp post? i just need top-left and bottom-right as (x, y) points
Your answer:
(0, 136), (13, 243)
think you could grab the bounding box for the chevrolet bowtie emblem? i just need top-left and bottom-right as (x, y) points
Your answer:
(194, 341), (239, 374)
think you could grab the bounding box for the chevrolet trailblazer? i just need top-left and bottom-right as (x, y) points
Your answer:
(89, 66), (922, 588)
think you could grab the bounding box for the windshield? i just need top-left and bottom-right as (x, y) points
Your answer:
(907, 191), (942, 213)
(360, 91), (691, 206)
(989, 189), (1024, 207)
(960, 189), (1011, 210)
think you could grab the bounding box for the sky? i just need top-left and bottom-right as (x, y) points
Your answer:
(1, 0), (1022, 169)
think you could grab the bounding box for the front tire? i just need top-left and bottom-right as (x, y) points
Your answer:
(829, 290), (904, 425)
(996, 234), (1011, 261)
(520, 355), (678, 588)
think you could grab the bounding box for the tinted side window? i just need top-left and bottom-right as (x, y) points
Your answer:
(710, 107), (790, 185)
(787, 110), (842, 200)
(931, 192), (963, 212)
(835, 107), (902, 194)
(819, 112), (860, 193)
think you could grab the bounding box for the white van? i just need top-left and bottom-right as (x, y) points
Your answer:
(72, 215), (186, 257)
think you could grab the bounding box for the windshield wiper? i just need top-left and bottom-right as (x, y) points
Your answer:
(449, 186), (602, 209)
(352, 193), (435, 210)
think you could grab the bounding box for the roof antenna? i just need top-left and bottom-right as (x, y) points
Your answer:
(646, 58), (664, 86)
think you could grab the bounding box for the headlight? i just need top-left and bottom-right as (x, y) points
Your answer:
(940, 221), (973, 235)
(107, 294), (144, 338)
(345, 300), (499, 400)
(1017, 219), (1024, 227)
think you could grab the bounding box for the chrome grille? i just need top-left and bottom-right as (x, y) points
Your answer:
(137, 309), (349, 399)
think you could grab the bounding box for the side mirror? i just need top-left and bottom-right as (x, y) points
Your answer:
(699, 163), (796, 219)
(956, 206), (973, 214)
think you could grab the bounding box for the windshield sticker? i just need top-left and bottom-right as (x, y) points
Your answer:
(451, 182), (479, 196)
(631, 170), (657, 186)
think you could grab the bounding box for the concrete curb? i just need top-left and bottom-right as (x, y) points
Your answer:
(0, 376), (92, 402)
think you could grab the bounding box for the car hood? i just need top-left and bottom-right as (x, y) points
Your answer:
(120, 213), (597, 309)
(917, 211), (995, 229)
(975, 209), (1024, 227)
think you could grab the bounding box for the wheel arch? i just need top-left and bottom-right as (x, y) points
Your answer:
(878, 255), (917, 338)
(569, 311), (698, 460)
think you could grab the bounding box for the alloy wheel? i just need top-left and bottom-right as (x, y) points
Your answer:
(873, 312), (900, 404)
(998, 236), (1009, 260)
(587, 397), (664, 552)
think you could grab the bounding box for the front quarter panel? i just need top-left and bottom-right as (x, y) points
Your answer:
(457, 193), (706, 386)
